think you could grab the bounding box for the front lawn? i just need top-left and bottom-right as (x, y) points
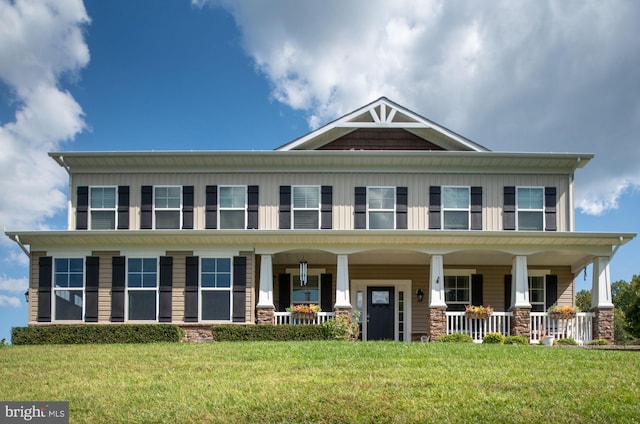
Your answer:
(1, 342), (638, 423)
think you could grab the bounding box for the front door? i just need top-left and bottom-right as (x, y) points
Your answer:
(367, 286), (395, 340)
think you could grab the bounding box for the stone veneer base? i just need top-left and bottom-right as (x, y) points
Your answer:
(509, 307), (531, 338)
(592, 307), (615, 344)
(426, 307), (447, 341)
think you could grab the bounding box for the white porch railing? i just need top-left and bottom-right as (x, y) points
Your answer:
(530, 312), (594, 344)
(446, 312), (512, 343)
(274, 312), (335, 325)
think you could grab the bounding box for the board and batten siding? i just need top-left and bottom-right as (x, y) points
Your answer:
(70, 172), (571, 232)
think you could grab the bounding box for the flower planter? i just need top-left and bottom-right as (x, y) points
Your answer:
(549, 313), (575, 320)
(292, 312), (317, 321)
(465, 312), (491, 320)
(541, 335), (555, 346)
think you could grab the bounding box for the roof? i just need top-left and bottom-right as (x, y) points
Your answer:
(276, 97), (491, 151)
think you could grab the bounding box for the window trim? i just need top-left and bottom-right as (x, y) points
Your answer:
(528, 269), (549, 312)
(218, 185), (248, 230)
(153, 185), (182, 230)
(367, 186), (396, 230)
(441, 186), (470, 230)
(443, 269), (475, 307)
(125, 257), (159, 322)
(199, 256), (234, 322)
(291, 185), (321, 230)
(516, 186), (545, 231)
(52, 257), (85, 322)
(89, 186), (118, 230)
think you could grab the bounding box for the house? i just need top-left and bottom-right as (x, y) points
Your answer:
(6, 97), (635, 343)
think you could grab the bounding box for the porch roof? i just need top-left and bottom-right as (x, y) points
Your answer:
(6, 229), (634, 274)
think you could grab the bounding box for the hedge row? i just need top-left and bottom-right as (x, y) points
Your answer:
(11, 325), (185, 345)
(211, 324), (330, 341)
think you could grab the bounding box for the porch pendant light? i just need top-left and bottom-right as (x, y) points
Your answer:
(299, 260), (308, 286)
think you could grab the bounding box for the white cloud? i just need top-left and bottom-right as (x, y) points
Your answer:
(0, 276), (28, 293)
(0, 0), (90, 234)
(203, 0), (640, 215)
(0, 294), (21, 308)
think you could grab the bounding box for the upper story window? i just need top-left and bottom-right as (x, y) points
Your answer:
(517, 187), (544, 231)
(219, 186), (247, 229)
(53, 258), (84, 320)
(89, 187), (117, 229)
(154, 186), (182, 229)
(293, 186), (320, 229)
(442, 186), (470, 230)
(200, 257), (232, 321)
(127, 258), (158, 320)
(368, 187), (396, 229)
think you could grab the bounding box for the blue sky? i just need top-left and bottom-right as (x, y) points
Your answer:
(1, 0), (639, 342)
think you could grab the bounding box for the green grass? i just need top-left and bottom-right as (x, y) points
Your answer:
(1, 342), (639, 423)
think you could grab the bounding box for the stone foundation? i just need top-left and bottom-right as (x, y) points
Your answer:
(256, 307), (275, 325)
(426, 307), (447, 340)
(181, 325), (213, 342)
(509, 307), (531, 338)
(592, 307), (615, 344)
(334, 307), (353, 321)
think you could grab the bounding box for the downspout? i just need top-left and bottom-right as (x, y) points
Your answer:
(8, 234), (30, 257)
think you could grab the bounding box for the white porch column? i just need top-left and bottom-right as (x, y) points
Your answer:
(591, 257), (614, 309)
(334, 254), (352, 308)
(429, 255), (446, 307)
(257, 254), (274, 308)
(511, 256), (531, 308)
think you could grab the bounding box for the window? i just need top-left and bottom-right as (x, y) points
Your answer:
(442, 186), (470, 230)
(292, 186), (320, 229)
(127, 258), (158, 320)
(444, 275), (470, 308)
(368, 187), (395, 229)
(219, 186), (247, 229)
(529, 276), (545, 312)
(154, 186), (181, 229)
(517, 187), (544, 231)
(200, 258), (232, 321)
(90, 187), (117, 229)
(53, 258), (84, 320)
(292, 274), (319, 304)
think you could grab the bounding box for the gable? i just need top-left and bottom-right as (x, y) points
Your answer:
(277, 97), (490, 152)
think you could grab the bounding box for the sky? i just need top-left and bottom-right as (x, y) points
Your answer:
(0, 0), (639, 342)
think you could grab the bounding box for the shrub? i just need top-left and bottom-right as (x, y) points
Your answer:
(503, 335), (529, 345)
(11, 325), (184, 345)
(587, 339), (611, 346)
(211, 325), (329, 341)
(436, 333), (474, 343)
(556, 337), (578, 346)
(324, 310), (361, 341)
(482, 333), (505, 344)
(0, 338), (8, 347)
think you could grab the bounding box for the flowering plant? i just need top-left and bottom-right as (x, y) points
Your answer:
(547, 304), (577, 319)
(465, 304), (493, 319)
(286, 304), (320, 314)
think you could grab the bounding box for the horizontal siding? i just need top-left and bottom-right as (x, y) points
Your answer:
(29, 251), (46, 323)
(71, 172), (571, 232)
(98, 288), (111, 322)
(241, 251), (255, 324)
(172, 288), (184, 323)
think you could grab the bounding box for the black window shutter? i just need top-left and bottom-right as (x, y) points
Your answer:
(545, 187), (557, 232)
(205, 186), (217, 229)
(37, 256), (52, 322)
(159, 256), (173, 322)
(110, 256), (126, 322)
(354, 187), (366, 229)
(471, 274), (483, 306)
(141, 186), (153, 229)
(117, 186), (130, 230)
(84, 256), (99, 322)
(429, 186), (441, 230)
(503, 186), (516, 230)
(545, 275), (558, 308)
(278, 274), (291, 312)
(248, 185), (259, 229)
(184, 256), (199, 322)
(470, 186), (483, 230)
(396, 187), (408, 230)
(76, 186), (88, 230)
(182, 186), (194, 229)
(279, 186), (291, 229)
(321, 186), (333, 230)
(232, 256), (247, 323)
(504, 275), (512, 311)
(320, 274), (333, 312)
